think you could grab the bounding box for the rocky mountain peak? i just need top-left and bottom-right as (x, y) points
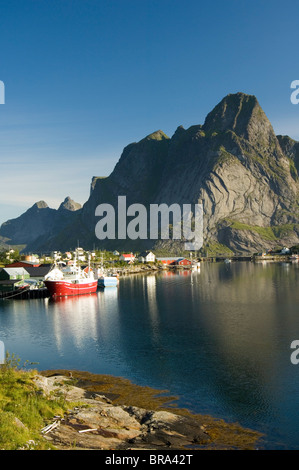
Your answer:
(58, 197), (82, 212)
(32, 201), (49, 210)
(1, 91), (298, 254)
(143, 130), (169, 141)
(203, 92), (276, 147)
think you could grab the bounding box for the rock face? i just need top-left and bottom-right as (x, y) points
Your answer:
(77, 92), (299, 253)
(1, 92), (299, 253)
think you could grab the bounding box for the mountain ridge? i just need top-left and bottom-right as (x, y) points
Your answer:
(0, 197), (82, 250)
(1, 92), (299, 254)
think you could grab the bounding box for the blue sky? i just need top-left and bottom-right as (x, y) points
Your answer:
(1, 0), (299, 225)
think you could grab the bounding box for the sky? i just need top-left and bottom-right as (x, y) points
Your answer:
(1, 0), (299, 225)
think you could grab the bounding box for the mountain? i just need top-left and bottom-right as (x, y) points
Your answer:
(76, 92), (299, 253)
(0, 197), (82, 252)
(58, 196), (82, 212)
(1, 92), (299, 254)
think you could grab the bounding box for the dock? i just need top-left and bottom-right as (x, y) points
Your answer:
(0, 288), (50, 300)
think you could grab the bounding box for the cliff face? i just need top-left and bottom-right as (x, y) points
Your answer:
(78, 92), (299, 253)
(1, 92), (299, 254)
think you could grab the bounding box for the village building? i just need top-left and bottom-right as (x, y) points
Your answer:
(5, 261), (41, 268)
(119, 253), (135, 263)
(0, 267), (30, 293)
(138, 251), (156, 263)
(3, 262), (52, 281)
(24, 265), (52, 280)
(0, 267), (30, 280)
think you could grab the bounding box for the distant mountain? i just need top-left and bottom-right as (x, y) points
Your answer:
(0, 197), (82, 252)
(1, 92), (299, 254)
(58, 196), (82, 212)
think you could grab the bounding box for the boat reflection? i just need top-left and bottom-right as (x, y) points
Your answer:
(48, 292), (99, 304)
(45, 288), (120, 356)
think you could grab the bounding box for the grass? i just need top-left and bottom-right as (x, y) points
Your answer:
(225, 219), (299, 242)
(288, 157), (298, 180)
(0, 356), (263, 450)
(204, 242), (234, 256)
(0, 353), (77, 450)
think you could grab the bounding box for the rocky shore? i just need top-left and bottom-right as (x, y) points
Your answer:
(34, 370), (262, 450)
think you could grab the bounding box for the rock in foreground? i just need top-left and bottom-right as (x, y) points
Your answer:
(34, 370), (262, 450)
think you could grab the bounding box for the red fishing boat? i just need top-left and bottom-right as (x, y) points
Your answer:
(44, 253), (98, 297)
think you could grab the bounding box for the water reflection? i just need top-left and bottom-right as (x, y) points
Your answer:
(1, 263), (299, 448)
(108, 264), (299, 448)
(46, 294), (100, 353)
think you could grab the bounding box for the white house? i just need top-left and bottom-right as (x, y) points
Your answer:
(138, 251), (156, 263)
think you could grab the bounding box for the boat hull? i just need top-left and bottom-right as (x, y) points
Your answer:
(44, 280), (98, 297)
(98, 276), (118, 287)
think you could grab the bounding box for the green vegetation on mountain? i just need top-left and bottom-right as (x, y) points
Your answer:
(224, 220), (299, 242)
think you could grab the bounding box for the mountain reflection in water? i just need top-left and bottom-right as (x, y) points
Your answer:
(0, 261), (299, 449)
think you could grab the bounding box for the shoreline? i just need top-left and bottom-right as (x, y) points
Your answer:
(113, 256), (298, 277)
(37, 369), (263, 450)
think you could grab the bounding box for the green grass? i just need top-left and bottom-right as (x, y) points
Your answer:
(226, 219), (298, 241)
(204, 242), (234, 256)
(288, 157), (298, 180)
(0, 353), (76, 450)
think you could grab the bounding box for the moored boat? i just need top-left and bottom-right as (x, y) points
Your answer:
(97, 268), (119, 287)
(44, 253), (98, 297)
(97, 254), (119, 287)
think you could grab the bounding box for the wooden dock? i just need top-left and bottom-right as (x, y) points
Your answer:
(0, 288), (50, 300)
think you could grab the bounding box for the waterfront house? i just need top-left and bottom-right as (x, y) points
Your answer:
(119, 253), (135, 263)
(0, 267), (30, 293)
(0, 267), (30, 280)
(156, 257), (180, 265)
(176, 258), (192, 266)
(138, 251), (156, 263)
(24, 265), (52, 280)
(5, 261), (41, 268)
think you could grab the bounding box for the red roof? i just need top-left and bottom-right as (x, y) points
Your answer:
(5, 261), (41, 268)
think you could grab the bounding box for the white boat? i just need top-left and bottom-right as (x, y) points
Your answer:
(224, 258), (231, 264)
(97, 253), (119, 287)
(97, 268), (119, 287)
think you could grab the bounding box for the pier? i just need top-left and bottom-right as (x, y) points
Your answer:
(0, 288), (50, 300)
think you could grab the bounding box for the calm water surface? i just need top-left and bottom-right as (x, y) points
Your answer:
(1, 261), (299, 449)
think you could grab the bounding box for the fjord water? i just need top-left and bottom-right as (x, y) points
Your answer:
(1, 262), (299, 449)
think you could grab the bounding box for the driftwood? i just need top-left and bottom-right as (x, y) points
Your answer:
(78, 428), (98, 433)
(41, 421), (59, 434)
